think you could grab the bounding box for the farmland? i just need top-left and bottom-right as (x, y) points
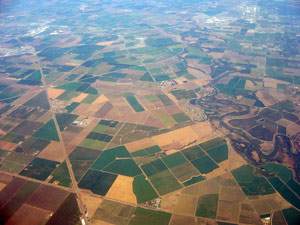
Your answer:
(0, 0), (299, 224)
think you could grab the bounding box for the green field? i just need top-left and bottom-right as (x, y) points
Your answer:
(171, 113), (190, 123)
(206, 144), (228, 163)
(184, 175), (206, 186)
(129, 207), (171, 225)
(19, 157), (59, 181)
(79, 139), (107, 150)
(56, 82), (83, 91)
(57, 90), (80, 101)
(78, 169), (117, 196)
(49, 161), (72, 187)
(161, 152), (188, 168)
(196, 194), (219, 219)
(56, 113), (78, 131)
(82, 94), (99, 104)
(199, 137), (226, 150)
(191, 156), (219, 174)
(33, 119), (60, 141)
(141, 159), (168, 177)
(103, 159), (142, 177)
(182, 145), (205, 161)
(131, 145), (162, 158)
(133, 175), (158, 203)
(65, 102), (80, 113)
(232, 165), (275, 196)
(92, 146), (131, 170)
(125, 95), (145, 112)
(148, 170), (182, 195)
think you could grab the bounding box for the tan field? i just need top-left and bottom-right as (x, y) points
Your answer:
(245, 80), (255, 90)
(73, 93), (89, 102)
(47, 88), (65, 99)
(91, 220), (115, 225)
(125, 138), (157, 153)
(93, 95), (109, 104)
(160, 190), (182, 212)
(174, 194), (198, 216)
(105, 175), (137, 204)
(80, 193), (103, 218)
(0, 182), (7, 191)
(0, 141), (17, 151)
(152, 126), (199, 148)
(191, 122), (216, 143)
(38, 141), (65, 162)
(204, 167), (225, 180)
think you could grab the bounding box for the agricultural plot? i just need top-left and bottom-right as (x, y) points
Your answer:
(49, 161), (72, 187)
(103, 159), (142, 177)
(19, 137), (50, 156)
(125, 95), (145, 112)
(232, 165), (275, 196)
(69, 146), (101, 181)
(141, 159), (182, 195)
(56, 113), (78, 131)
(92, 199), (135, 225)
(171, 112), (191, 123)
(92, 146), (131, 170)
(131, 145), (162, 158)
(170, 89), (197, 100)
(33, 119), (60, 142)
(19, 158), (59, 181)
(23, 91), (50, 109)
(133, 174), (158, 203)
(78, 169), (117, 196)
(129, 207), (171, 225)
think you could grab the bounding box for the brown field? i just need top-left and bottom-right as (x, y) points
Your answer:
(164, 105), (183, 115)
(73, 93), (89, 102)
(48, 88), (65, 99)
(0, 140), (17, 151)
(93, 95), (109, 105)
(0, 177), (27, 207)
(170, 214), (195, 225)
(36, 110), (52, 123)
(94, 102), (113, 118)
(80, 193), (103, 218)
(0, 117), (21, 132)
(217, 186), (245, 222)
(190, 122), (216, 143)
(26, 185), (68, 212)
(142, 115), (166, 128)
(0, 182), (7, 192)
(256, 90), (279, 106)
(91, 220), (115, 225)
(245, 80), (256, 90)
(105, 175), (137, 204)
(96, 41), (116, 46)
(6, 204), (51, 225)
(193, 79), (210, 87)
(174, 194), (198, 215)
(225, 141), (247, 171)
(160, 190), (182, 212)
(152, 126), (199, 148)
(204, 167), (225, 180)
(38, 141), (65, 162)
(195, 217), (218, 225)
(0, 173), (13, 183)
(68, 118), (99, 147)
(287, 123), (300, 136)
(125, 138), (157, 153)
(62, 126), (84, 145)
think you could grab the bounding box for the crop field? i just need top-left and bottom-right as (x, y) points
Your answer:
(78, 169), (117, 196)
(125, 95), (145, 112)
(1, 0), (300, 224)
